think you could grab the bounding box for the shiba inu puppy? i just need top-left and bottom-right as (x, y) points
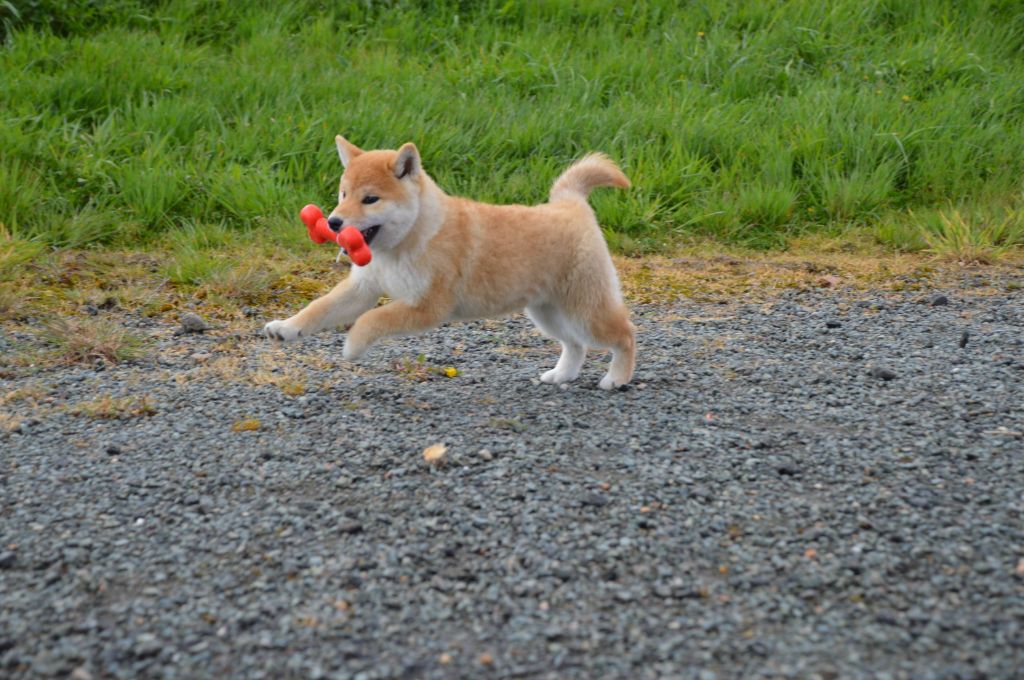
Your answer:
(263, 136), (636, 389)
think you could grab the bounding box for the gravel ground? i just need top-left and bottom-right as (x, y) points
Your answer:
(1, 273), (1023, 679)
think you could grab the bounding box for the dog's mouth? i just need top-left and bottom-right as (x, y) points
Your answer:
(360, 225), (381, 246)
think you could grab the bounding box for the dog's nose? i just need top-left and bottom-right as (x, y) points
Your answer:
(327, 216), (343, 232)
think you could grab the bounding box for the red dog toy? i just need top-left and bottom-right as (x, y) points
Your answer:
(299, 204), (372, 266)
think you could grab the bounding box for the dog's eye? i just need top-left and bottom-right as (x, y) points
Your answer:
(362, 195), (379, 205)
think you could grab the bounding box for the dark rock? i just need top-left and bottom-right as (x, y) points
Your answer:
(580, 492), (610, 507)
(776, 464), (801, 477)
(870, 366), (897, 381)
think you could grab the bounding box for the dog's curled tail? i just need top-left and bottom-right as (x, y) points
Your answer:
(550, 153), (631, 203)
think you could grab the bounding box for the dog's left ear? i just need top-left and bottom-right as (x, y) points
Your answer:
(393, 143), (421, 180)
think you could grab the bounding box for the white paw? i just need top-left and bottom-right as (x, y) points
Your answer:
(262, 319), (303, 343)
(341, 337), (365, 361)
(540, 368), (578, 385)
(599, 373), (624, 391)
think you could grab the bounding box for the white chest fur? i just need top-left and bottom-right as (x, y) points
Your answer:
(360, 252), (431, 305)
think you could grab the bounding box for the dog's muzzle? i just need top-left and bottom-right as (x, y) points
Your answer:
(328, 217), (380, 246)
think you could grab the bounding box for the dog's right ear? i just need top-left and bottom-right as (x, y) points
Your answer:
(335, 135), (364, 168)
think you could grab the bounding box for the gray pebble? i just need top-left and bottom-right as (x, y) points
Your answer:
(179, 312), (210, 334)
(580, 492), (610, 507)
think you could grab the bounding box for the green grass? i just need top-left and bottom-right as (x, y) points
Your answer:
(2, 0), (1024, 252)
(40, 316), (149, 365)
(918, 205), (1024, 263)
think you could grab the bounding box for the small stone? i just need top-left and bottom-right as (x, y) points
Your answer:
(477, 652), (494, 666)
(339, 521), (363, 535)
(929, 294), (949, 306)
(478, 448), (494, 461)
(0, 551), (15, 569)
(870, 366), (897, 381)
(776, 463), (800, 477)
(105, 444), (121, 456)
(423, 443), (447, 465)
(817, 274), (842, 287)
(580, 492), (610, 507)
(134, 633), (161, 658)
(191, 352), (211, 363)
(179, 312), (210, 334)
(70, 667), (94, 680)
(959, 330), (969, 348)
(544, 626), (564, 641)
(825, 320), (842, 329)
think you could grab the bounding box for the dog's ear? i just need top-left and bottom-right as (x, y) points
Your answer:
(335, 135), (363, 168)
(393, 143), (421, 180)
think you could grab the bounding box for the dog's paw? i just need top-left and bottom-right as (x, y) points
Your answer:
(540, 368), (578, 385)
(341, 337), (365, 361)
(598, 373), (627, 391)
(263, 319), (303, 343)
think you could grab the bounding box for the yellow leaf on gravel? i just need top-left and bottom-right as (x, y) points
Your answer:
(423, 443), (447, 464)
(231, 418), (261, 432)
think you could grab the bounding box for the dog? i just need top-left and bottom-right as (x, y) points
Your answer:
(263, 135), (636, 390)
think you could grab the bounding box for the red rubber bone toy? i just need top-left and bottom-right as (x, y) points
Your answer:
(299, 204), (372, 266)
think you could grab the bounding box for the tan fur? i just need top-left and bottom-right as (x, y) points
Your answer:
(264, 137), (636, 389)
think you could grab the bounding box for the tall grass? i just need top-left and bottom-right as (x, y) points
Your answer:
(2, 0), (1024, 251)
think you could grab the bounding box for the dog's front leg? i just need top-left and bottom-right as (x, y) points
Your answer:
(264, 276), (380, 342)
(343, 300), (449, 360)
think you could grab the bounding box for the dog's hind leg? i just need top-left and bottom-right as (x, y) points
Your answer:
(526, 304), (587, 385)
(585, 304), (636, 390)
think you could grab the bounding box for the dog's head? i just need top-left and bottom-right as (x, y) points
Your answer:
(328, 135), (424, 253)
